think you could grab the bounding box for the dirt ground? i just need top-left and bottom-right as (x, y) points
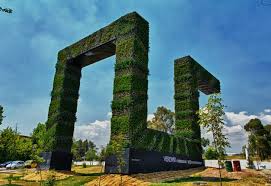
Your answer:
(22, 170), (72, 181)
(85, 167), (270, 186)
(0, 166), (270, 186)
(86, 174), (151, 186)
(86, 167), (207, 186)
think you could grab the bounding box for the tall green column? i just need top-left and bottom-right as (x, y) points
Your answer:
(174, 56), (200, 140)
(111, 16), (149, 147)
(46, 57), (82, 156)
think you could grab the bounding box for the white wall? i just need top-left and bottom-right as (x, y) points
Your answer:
(74, 160), (271, 170)
(204, 159), (271, 170)
(73, 161), (105, 166)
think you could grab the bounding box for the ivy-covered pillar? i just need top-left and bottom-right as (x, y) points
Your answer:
(174, 56), (220, 161)
(111, 17), (149, 147)
(45, 56), (82, 170)
(174, 56), (200, 140)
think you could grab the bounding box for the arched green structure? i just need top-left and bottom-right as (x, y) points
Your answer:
(45, 12), (220, 173)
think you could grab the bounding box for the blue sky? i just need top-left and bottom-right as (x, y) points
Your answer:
(1, 0), (271, 152)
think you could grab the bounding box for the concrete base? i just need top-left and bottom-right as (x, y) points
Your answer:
(105, 148), (203, 174)
(40, 151), (72, 171)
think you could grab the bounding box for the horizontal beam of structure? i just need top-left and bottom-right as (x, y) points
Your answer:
(175, 56), (220, 95)
(74, 41), (116, 67)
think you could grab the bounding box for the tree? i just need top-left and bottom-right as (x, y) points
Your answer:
(31, 123), (47, 154)
(244, 118), (264, 132)
(0, 127), (33, 162)
(0, 127), (17, 162)
(264, 124), (271, 135)
(86, 148), (98, 163)
(71, 139), (97, 161)
(105, 133), (128, 185)
(0, 105), (4, 126)
(147, 106), (175, 134)
(244, 119), (271, 161)
(201, 137), (210, 149)
(98, 146), (107, 163)
(198, 94), (230, 186)
(204, 146), (219, 160)
(106, 133), (128, 171)
(71, 139), (81, 161)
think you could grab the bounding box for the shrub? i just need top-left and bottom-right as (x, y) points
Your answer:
(43, 173), (56, 186)
(204, 146), (219, 160)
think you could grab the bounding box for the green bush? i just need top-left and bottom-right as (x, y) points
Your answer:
(204, 146), (219, 160)
(43, 174), (56, 186)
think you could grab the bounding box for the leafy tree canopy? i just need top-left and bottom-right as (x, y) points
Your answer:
(201, 137), (210, 148)
(264, 124), (271, 135)
(244, 119), (271, 161)
(244, 118), (264, 133)
(147, 106), (175, 134)
(204, 146), (219, 160)
(31, 123), (46, 153)
(198, 94), (230, 160)
(0, 127), (32, 162)
(72, 139), (97, 161)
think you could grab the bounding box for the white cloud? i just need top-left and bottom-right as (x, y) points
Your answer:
(264, 109), (271, 113)
(147, 114), (154, 121)
(74, 120), (111, 149)
(201, 110), (271, 152)
(74, 113), (155, 149)
(74, 110), (271, 152)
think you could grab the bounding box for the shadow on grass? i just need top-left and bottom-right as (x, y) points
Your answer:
(72, 172), (104, 177)
(3, 176), (22, 181)
(164, 176), (237, 183)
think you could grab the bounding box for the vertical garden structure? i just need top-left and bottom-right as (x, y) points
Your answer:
(45, 12), (220, 173)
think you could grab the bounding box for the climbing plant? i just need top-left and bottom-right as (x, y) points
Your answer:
(45, 12), (220, 171)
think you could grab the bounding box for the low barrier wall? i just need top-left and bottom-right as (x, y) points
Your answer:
(73, 161), (104, 166)
(204, 159), (271, 170)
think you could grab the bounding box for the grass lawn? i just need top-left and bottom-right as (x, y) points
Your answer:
(0, 165), (103, 186)
(0, 166), (270, 186)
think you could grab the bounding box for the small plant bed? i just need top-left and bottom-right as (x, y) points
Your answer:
(22, 170), (73, 182)
(0, 166), (103, 186)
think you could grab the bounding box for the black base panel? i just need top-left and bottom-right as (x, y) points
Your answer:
(105, 148), (203, 174)
(105, 148), (130, 174)
(40, 151), (73, 171)
(129, 148), (203, 174)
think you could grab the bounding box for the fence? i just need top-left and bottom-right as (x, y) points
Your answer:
(204, 160), (271, 170)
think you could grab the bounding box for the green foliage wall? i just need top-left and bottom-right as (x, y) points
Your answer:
(111, 14), (149, 147)
(46, 61), (82, 153)
(174, 57), (200, 140)
(46, 12), (220, 161)
(174, 56), (220, 140)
